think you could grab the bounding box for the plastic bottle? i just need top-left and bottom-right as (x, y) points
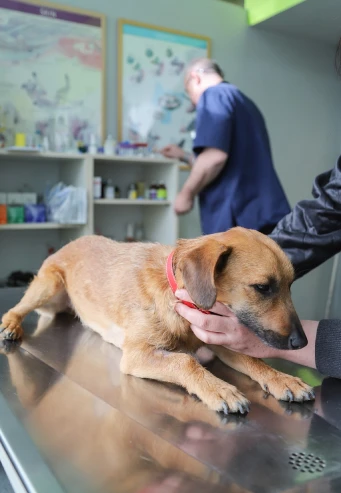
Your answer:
(149, 183), (157, 200)
(128, 183), (137, 200)
(104, 179), (115, 199)
(104, 135), (115, 155)
(135, 223), (144, 241)
(125, 223), (135, 242)
(42, 135), (49, 152)
(93, 176), (102, 199)
(115, 186), (121, 199)
(157, 182), (167, 200)
(89, 134), (97, 154)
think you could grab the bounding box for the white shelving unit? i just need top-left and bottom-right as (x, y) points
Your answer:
(0, 223), (86, 230)
(94, 199), (171, 206)
(0, 151), (179, 279)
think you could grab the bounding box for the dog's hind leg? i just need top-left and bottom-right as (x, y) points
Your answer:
(1, 265), (64, 340)
(210, 346), (315, 403)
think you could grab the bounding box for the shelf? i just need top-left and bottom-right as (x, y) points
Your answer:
(93, 154), (174, 165)
(94, 199), (171, 206)
(0, 150), (183, 167)
(0, 223), (86, 230)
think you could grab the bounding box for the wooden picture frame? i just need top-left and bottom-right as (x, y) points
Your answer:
(117, 19), (211, 150)
(0, 0), (106, 149)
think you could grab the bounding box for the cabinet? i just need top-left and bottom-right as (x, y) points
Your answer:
(0, 151), (178, 280)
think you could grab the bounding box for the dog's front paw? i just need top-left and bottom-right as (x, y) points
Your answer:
(199, 383), (250, 415)
(0, 311), (24, 340)
(0, 339), (19, 355)
(261, 373), (315, 403)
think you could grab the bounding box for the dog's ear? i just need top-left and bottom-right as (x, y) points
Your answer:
(181, 240), (232, 310)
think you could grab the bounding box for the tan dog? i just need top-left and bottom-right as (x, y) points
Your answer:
(0, 227), (315, 414)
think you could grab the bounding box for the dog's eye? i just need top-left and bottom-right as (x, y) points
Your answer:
(253, 284), (271, 294)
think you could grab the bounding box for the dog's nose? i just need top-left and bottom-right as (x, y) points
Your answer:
(288, 330), (308, 350)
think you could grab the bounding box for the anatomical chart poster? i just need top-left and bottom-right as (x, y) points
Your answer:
(0, 0), (104, 149)
(119, 20), (210, 151)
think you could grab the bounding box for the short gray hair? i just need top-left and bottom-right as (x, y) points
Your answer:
(185, 58), (225, 79)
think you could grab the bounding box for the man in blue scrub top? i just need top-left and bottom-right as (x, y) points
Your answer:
(161, 58), (290, 235)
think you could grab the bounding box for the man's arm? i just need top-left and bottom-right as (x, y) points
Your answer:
(181, 147), (227, 195)
(180, 150), (195, 167)
(159, 145), (195, 167)
(174, 148), (227, 215)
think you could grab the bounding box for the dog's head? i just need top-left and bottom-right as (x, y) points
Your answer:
(174, 227), (307, 350)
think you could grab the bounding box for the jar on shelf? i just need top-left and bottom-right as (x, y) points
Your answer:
(157, 182), (167, 200)
(125, 223), (135, 242)
(148, 183), (157, 200)
(135, 223), (144, 241)
(127, 183), (137, 199)
(93, 176), (102, 199)
(104, 179), (115, 199)
(115, 186), (121, 198)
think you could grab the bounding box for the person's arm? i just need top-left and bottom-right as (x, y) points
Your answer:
(174, 148), (227, 214)
(181, 150), (195, 167)
(159, 145), (195, 167)
(271, 156), (341, 278)
(182, 148), (227, 195)
(174, 87), (232, 215)
(174, 289), (341, 378)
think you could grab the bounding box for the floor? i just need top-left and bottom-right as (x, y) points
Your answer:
(0, 463), (13, 493)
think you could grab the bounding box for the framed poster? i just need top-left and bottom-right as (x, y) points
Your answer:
(118, 19), (210, 151)
(0, 0), (105, 149)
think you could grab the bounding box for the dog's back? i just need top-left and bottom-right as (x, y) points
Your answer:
(39, 236), (186, 349)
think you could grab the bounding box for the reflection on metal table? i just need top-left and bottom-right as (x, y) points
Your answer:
(0, 288), (341, 493)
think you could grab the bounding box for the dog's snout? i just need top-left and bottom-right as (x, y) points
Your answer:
(288, 326), (308, 350)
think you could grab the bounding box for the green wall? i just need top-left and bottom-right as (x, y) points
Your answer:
(245, 0), (306, 25)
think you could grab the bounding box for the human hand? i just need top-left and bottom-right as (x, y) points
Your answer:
(174, 289), (276, 358)
(174, 189), (194, 215)
(160, 144), (185, 160)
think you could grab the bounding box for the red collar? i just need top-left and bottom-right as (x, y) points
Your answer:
(166, 251), (212, 315)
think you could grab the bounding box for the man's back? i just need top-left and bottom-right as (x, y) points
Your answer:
(193, 82), (290, 234)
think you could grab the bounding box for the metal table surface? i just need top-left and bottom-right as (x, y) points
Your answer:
(1, 288), (341, 493)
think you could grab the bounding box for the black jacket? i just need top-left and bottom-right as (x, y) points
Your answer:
(270, 157), (341, 378)
(270, 156), (341, 278)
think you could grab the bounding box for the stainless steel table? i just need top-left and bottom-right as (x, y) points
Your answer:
(1, 288), (341, 493)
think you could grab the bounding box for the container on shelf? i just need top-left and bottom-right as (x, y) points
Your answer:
(127, 183), (137, 200)
(0, 205), (7, 224)
(24, 204), (46, 223)
(104, 179), (115, 199)
(7, 205), (24, 223)
(93, 177), (102, 199)
(148, 183), (157, 200)
(157, 182), (167, 200)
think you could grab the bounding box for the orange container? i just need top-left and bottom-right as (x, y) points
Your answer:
(0, 204), (7, 224)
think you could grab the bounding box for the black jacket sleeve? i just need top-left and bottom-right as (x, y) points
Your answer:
(270, 156), (341, 279)
(316, 320), (341, 378)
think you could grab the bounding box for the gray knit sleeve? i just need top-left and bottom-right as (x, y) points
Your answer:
(315, 320), (341, 378)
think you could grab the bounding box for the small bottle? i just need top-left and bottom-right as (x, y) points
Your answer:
(135, 223), (144, 242)
(125, 223), (135, 242)
(42, 135), (49, 152)
(89, 134), (97, 154)
(101, 180), (106, 198)
(93, 176), (102, 199)
(149, 183), (157, 200)
(115, 186), (121, 199)
(104, 135), (115, 155)
(128, 183), (137, 200)
(157, 182), (167, 200)
(104, 179), (115, 199)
